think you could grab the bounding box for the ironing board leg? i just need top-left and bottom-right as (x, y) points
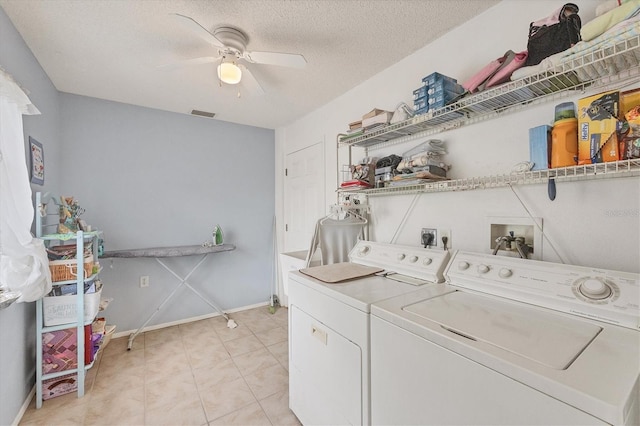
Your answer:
(126, 254), (209, 350)
(157, 257), (231, 322)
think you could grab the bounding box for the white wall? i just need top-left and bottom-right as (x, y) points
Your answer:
(276, 0), (640, 273)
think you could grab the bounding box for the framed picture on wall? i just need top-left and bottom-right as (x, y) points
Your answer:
(29, 136), (44, 185)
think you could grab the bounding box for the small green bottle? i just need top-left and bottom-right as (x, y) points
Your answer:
(213, 225), (224, 246)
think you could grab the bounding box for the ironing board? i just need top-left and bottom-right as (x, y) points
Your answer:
(102, 244), (236, 350)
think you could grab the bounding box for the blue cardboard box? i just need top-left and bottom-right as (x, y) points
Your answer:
(529, 125), (552, 170)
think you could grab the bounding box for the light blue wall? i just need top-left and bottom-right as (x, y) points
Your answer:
(58, 94), (275, 332)
(0, 5), (274, 423)
(0, 6), (62, 425)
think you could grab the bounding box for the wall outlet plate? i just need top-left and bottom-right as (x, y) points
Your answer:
(421, 228), (437, 247)
(139, 275), (150, 288)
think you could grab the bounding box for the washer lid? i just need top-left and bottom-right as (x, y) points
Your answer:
(403, 291), (602, 370)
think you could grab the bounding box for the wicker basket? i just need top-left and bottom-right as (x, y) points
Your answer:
(49, 256), (94, 282)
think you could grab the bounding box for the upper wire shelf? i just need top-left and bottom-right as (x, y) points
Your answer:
(339, 33), (640, 150)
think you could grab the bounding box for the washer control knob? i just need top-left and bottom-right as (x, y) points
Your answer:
(477, 264), (490, 274)
(423, 258), (433, 266)
(458, 261), (470, 270)
(409, 256), (418, 263)
(397, 253), (406, 261)
(579, 278), (612, 300)
(499, 268), (513, 278)
(358, 245), (371, 256)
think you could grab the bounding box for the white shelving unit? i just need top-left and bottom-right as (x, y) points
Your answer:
(34, 192), (103, 408)
(339, 33), (640, 151)
(339, 159), (640, 196)
(337, 32), (640, 198)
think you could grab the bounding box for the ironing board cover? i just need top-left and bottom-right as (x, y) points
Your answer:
(102, 244), (235, 258)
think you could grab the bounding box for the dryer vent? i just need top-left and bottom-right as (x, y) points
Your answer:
(190, 109), (216, 118)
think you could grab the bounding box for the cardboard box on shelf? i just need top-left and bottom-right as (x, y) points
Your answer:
(529, 125), (551, 170)
(577, 90), (622, 164)
(362, 108), (386, 120)
(362, 111), (393, 129)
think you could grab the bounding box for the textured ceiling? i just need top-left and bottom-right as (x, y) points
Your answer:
(1, 0), (499, 129)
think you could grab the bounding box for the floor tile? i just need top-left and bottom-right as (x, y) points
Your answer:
(254, 326), (288, 346)
(244, 363), (289, 400)
(267, 340), (289, 371)
(185, 341), (230, 369)
(259, 388), (301, 426)
(223, 334), (265, 357)
(22, 306), (290, 426)
(199, 377), (257, 421)
(232, 347), (279, 376)
(145, 398), (207, 426)
(209, 402), (271, 425)
(145, 370), (199, 411)
(213, 323), (253, 342)
(193, 358), (242, 389)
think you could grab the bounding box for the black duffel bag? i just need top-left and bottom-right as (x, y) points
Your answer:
(525, 3), (582, 67)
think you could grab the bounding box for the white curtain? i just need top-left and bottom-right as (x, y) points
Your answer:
(0, 68), (52, 302)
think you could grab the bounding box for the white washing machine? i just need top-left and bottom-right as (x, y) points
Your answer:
(370, 250), (640, 425)
(287, 240), (450, 425)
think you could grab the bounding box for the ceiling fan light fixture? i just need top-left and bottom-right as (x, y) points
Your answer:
(217, 58), (242, 85)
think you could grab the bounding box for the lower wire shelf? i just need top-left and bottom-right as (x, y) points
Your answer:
(338, 159), (640, 196)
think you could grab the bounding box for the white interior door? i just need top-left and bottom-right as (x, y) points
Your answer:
(284, 142), (325, 252)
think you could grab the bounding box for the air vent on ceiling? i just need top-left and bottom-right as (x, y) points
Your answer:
(190, 109), (216, 118)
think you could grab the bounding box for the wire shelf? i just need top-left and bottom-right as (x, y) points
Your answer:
(339, 33), (640, 150)
(338, 159), (640, 196)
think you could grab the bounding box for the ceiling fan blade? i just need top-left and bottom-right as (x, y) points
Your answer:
(240, 65), (265, 96)
(243, 51), (307, 69)
(171, 13), (224, 48)
(157, 56), (219, 70)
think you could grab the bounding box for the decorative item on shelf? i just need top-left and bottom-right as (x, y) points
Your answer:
(58, 196), (86, 233)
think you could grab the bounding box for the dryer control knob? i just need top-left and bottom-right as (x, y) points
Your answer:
(423, 258), (433, 266)
(499, 268), (513, 278)
(409, 256), (418, 263)
(579, 278), (612, 300)
(477, 264), (490, 274)
(458, 261), (470, 270)
(397, 253), (406, 261)
(358, 245), (371, 256)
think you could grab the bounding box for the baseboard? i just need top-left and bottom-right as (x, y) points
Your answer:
(13, 385), (35, 426)
(112, 300), (270, 339)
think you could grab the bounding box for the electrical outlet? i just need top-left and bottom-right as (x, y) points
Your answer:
(139, 275), (150, 288)
(439, 229), (452, 250)
(421, 228), (437, 247)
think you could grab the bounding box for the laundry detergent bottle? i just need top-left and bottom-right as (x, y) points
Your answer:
(551, 117), (578, 168)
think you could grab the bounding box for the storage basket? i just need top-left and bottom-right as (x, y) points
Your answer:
(49, 256), (94, 282)
(43, 287), (102, 326)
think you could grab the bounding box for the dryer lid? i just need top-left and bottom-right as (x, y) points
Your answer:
(403, 290), (602, 369)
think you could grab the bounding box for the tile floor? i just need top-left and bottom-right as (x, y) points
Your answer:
(20, 306), (300, 426)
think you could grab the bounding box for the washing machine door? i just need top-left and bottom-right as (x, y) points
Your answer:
(403, 290), (602, 369)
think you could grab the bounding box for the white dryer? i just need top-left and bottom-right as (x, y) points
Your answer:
(287, 240), (450, 425)
(370, 250), (640, 425)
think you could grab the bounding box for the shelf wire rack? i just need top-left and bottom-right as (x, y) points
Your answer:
(338, 159), (640, 196)
(339, 33), (640, 151)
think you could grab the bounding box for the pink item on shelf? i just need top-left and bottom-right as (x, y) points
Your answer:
(462, 50), (528, 93)
(482, 50), (529, 89)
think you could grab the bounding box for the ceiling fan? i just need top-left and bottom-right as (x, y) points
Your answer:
(167, 13), (307, 95)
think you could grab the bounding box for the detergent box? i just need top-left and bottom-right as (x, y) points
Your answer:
(577, 90), (622, 164)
